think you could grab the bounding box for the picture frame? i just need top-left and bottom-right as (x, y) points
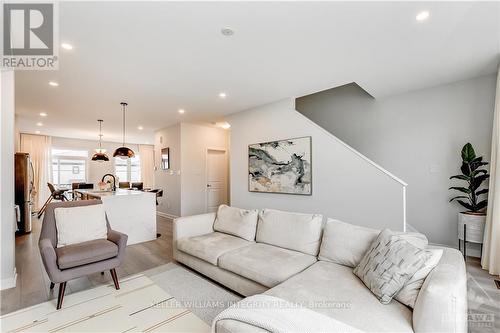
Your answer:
(248, 136), (312, 195)
(161, 147), (170, 170)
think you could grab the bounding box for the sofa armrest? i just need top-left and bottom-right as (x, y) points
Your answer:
(39, 238), (59, 282)
(108, 229), (128, 262)
(173, 212), (216, 259)
(412, 247), (467, 333)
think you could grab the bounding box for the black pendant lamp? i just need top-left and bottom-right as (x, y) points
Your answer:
(91, 119), (109, 162)
(113, 102), (135, 159)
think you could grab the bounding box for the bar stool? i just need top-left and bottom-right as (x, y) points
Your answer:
(37, 183), (68, 218)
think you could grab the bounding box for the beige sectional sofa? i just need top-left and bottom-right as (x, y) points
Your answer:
(173, 207), (467, 333)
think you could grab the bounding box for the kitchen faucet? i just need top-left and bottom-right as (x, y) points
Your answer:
(102, 174), (116, 191)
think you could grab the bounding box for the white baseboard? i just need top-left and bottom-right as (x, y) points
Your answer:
(0, 267), (17, 290)
(157, 211), (179, 220)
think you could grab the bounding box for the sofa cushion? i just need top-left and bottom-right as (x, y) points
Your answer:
(256, 209), (323, 255)
(218, 243), (317, 288)
(353, 229), (431, 305)
(319, 219), (380, 267)
(214, 205), (258, 241)
(265, 261), (413, 332)
(319, 219), (429, 268)
(177, 232), (252, 265)
(55, 239), (118, 269)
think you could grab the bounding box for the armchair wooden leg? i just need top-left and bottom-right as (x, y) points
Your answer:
(110, 268), (120, 290)
(56, 282), (67, 310)
(50, 282), (55, 290)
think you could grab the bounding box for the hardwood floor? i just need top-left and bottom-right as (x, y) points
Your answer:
(0, 214), (173, 315)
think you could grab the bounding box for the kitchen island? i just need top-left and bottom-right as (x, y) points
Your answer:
(75, 189), (156, 245)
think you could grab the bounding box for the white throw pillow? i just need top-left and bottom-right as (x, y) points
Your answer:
(319, 219), (380, 267)
(395, 248), (443, 308)
(256, 209), (323, 256)
(55, 204), (108, 247)
(353, 229), (431, 305)
(213, 205), (258, 241)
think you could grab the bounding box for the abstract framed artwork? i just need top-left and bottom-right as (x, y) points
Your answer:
(248, 136), (312, 195)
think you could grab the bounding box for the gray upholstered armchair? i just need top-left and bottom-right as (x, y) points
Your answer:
(39, 200), (128, 309)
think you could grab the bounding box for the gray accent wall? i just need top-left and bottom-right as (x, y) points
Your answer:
(228, 99), (407, 232)
(296, 74), (497, 249)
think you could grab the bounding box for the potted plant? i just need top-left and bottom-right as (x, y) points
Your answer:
(449, 143), (489, 245)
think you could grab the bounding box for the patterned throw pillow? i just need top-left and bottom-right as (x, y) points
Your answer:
(353, 229), (431, 305)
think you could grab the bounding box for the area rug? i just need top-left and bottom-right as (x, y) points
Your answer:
(145, 263), (242, 324)
(466, 267), (500, 333)
(0, 274), (209, 333)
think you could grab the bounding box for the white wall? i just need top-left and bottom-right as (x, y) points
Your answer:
(154, 123), (229, 217)
(296, 74), (497, 249)
(228, 98), (406, 231)
(180, 123), (229, 216)
(1, 71), (17, 290)
(154, 124), (182, 217)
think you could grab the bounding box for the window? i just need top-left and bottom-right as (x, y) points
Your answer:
(114, 155), (141, 182)
(52, 149), (88, 188)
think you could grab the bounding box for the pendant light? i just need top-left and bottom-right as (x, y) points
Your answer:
(91, 119), (109, 162)
(113, 102), (135, 159)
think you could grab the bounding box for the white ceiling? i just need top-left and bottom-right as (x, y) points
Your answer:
(15, 1), (500, 144)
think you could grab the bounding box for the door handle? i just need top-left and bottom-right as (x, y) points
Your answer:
(207, 184), (212, 187)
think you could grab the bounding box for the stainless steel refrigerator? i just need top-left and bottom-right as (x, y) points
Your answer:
(15, 152), (34, 233)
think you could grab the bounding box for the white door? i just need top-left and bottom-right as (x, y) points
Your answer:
(206, 149), (228, 212)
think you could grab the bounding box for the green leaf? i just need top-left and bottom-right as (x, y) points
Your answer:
(476, 188), (489, 196)
(450, 174), (470, 181)
(471, 156), (483, 163)
(472, 169), (488, 176)
(471, 174), (490, 191)
(449, 187), (471, 194)
(461, 143), (476, 162)
(476, 200), (488, 210)
(457, 200), (474, 211)
(470, 161), (489, 172)
(449, 195), (469, 202)
(460, 162), (471, 176)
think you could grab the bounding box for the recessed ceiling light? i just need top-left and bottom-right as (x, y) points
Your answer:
(39, 112), (47, 117)
(35, 130), (40, 134)
(221, 27), (235, 36)
(48, 81), (58, 87)
(36, 122), (43, 127)
(219, 92), (227, 99)
(220, 122), (231, 129)
(61, 43), (73, 50)
(138, 126), (144, 130)
(416, 11), (430, 21)
(178, 109), (185, 114)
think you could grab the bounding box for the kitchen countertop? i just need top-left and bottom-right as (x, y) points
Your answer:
(74, 188), (148, 198)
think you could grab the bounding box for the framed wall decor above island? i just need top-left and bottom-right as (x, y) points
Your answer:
(248, 136), (312, 195)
